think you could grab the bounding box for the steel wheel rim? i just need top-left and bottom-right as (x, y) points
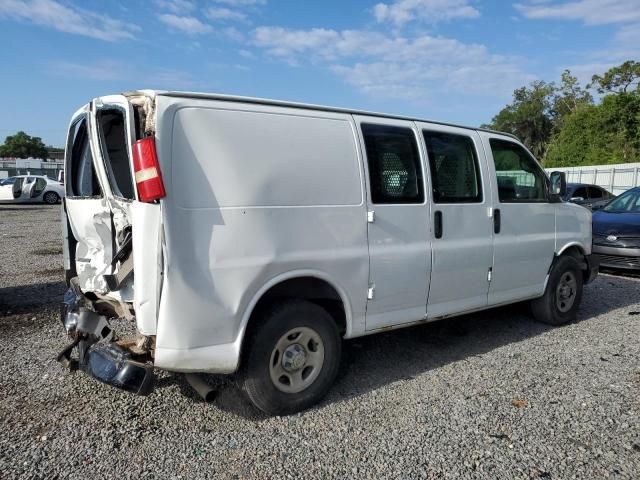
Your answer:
(269, 326), (325, 394)
(556, 271), (577, 313)
(44, 192), (57, 204)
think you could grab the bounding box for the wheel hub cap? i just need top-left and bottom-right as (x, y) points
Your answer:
(282, 344), (307, 372)
(269, 326), (325, 394)
(556, 272), (577, 313)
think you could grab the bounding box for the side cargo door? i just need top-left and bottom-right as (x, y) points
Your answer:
(63, 106), (114, 293)
(416, 124), (494, 318)
(354, 116), (431, 331)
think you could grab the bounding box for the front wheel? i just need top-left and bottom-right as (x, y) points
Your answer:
(531, 255), (584, 326)
(43, 191), (60, 204)
(241, 300), (341, 415)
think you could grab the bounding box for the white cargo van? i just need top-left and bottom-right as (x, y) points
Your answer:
(58, 91), (597, 414)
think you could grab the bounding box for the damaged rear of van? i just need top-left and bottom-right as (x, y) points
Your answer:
(59, 90), (596, 415)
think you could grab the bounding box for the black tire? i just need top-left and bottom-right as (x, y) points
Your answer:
(241, 300), (341, 415)
(43, 191), (59, 204)
(531, 255), (583, 326)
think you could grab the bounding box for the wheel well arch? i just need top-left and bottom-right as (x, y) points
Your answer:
(239, 273), (351, 363)
(555, 243), (591, 281)
(557, 243), (586, 260)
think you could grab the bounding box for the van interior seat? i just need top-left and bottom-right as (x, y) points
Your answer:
(498, 176), (517, 200)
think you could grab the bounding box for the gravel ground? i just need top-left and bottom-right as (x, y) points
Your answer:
(0, 204), (639, 479)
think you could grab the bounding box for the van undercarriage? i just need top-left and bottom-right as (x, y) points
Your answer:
(57, 280), (155, 395)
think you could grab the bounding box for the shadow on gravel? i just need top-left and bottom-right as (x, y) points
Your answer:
(0, 206), (51, 212)
(0, 280), (66, 313)
(600, 267), (640, 280)
(211, 275), (640, 420)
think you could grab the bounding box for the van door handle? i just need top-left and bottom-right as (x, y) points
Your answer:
(494, 209), (501, 234)
(434, 211), (443, 239)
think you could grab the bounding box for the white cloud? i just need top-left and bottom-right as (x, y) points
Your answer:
(50, 59), (202, 89)
(516, 1), (640, 82)
(515, 0), (640, 25)
(205, 7), (247, 22)
(153, 0), (195, 13)
(0, 0), (140, 41)
(253, 27), (533, 100)
(158, 13), (213, 34)
(373, 0), (480, 26)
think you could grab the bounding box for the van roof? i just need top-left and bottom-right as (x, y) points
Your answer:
(156, 91), (518, 140)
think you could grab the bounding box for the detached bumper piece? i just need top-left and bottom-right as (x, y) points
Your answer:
(57, 287), (154, 396)
(86, 343), (154, 395)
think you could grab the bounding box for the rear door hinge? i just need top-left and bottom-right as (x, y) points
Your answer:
(367, 210), (375, 223)
(367, 284), (375, 300)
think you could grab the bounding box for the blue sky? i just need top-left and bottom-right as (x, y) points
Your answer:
(0, 0), (638, 146)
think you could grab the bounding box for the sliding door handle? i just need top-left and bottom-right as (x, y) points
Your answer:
(494, 208), (501, 234)
(434, 211), (443, 239)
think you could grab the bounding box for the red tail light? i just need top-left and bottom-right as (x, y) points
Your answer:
(132, 137), (166, 202)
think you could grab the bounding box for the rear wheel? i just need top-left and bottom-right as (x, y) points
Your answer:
(531, 255), (583, 326)
(242, 300), (341, 415)
(43, 191), (59, 204)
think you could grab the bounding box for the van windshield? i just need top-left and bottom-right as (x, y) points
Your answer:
(97, 108), (135, 200)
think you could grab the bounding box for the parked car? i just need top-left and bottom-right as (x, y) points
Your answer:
(58, 91), (597, 415)
(0, 175), (64, 204)
(592, 186), (640, 271)
(563, 183), (614, 210)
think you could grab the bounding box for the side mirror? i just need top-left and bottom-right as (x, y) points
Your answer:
(550, 171), (566, 197)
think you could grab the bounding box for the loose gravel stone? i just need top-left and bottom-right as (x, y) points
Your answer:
(0, 204), (639, 479)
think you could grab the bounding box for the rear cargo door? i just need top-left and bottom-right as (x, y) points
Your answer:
(92, 94), (163, 334)
(64, 106), (114, 294)
(92, 95), (139, 226)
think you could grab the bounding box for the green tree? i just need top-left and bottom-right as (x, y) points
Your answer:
(545, 90), (640, 167)
(0, 131), (49, 159)
(486, 61), (639, 167)
(589, 60), (640, 94)
(551, 70), (593, 129)
(483, 81), (555, 159)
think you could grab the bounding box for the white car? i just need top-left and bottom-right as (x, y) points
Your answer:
(58, 91), (597, 415)
(0, 175), (64, 204)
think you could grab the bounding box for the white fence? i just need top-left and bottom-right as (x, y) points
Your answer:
(546, 162), (640, 195)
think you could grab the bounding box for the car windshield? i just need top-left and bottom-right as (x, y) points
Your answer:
(0, 177), (16, 186)
(603, 189), (640, 213)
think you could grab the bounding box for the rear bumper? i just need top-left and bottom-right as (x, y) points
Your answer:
(593, 245), (640, 271)
(57, 287), (154, 395)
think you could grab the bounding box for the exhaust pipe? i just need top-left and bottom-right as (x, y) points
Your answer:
(185, 373), (217, 402)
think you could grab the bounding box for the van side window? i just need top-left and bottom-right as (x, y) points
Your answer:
(490, 139), (547, 203)
(67, 119), (101, 198)
(362, 123), (424, 204)
(97, 108), (135, 200)
(423, 131), (482, 203)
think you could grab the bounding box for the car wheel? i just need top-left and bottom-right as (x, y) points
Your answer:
(531, 255), (583, 326)
(241, 300), (341, 415)
(43, 191), (60, 204)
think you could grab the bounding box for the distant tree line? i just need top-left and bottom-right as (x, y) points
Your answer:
(0, 131), (50, 160)
(483, 60), (640, 167)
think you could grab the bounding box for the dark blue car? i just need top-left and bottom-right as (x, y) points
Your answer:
(564, 183), (614, 210)
(592, 186), (640, 271)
